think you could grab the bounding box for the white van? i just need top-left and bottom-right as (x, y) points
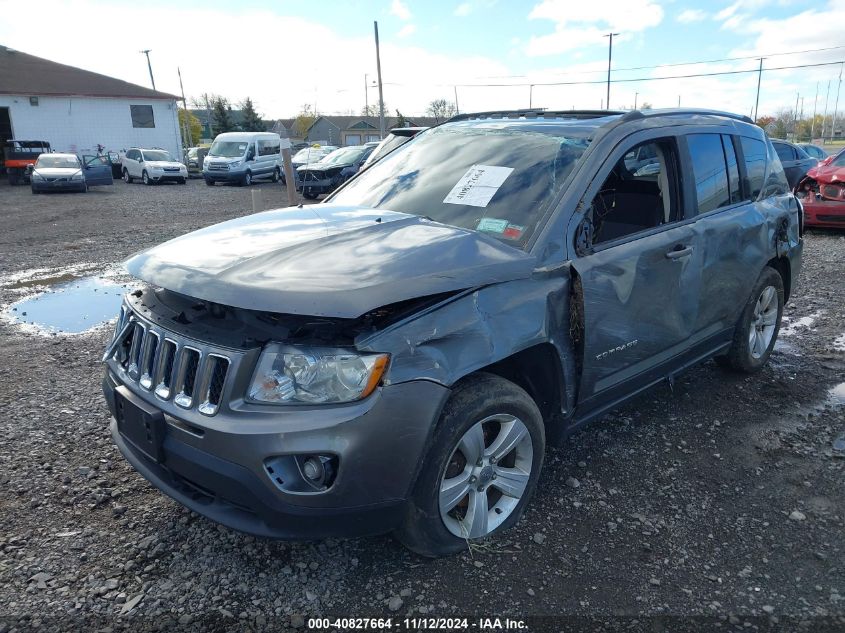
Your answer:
(202, 132), (289, 186)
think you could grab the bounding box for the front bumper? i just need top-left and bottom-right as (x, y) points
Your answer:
(203, 169), (244, 183)
(801, 197), (845, 228)
(149, 170), (187, 182)
(31, 180), (85, 192)
(103, 369), (449, 539)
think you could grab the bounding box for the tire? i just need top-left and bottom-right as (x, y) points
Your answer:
(272, 167), (280, 183)
(302, 191), (318, 200)
(204, 178), (215, 187)
(31, 187), (38, 195)
(242, 171), (252, 186)
(716, 266), (784, 373)
(142, 171), (153, 185)
(395, 373), (545, 557)
(178, 178), (186, 185)
(123, 169), (133, 184)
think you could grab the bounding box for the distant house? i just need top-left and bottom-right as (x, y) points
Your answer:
(0, 44), (183, 160)
(305, 115), (440, 146)
(188, 108), (276, 141)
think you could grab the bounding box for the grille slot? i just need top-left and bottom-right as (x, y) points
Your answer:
(198, 355), (230, 416)
(173, 348), (201, 409)
(139, 331), (160, 390)
(126, 323), (145, 379)
(154, 339), (177, 400)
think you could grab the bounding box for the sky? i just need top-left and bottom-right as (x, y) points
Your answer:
(0, 0), (843, 121)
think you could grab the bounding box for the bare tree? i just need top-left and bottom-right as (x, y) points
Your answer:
(426, 98), (457, 122)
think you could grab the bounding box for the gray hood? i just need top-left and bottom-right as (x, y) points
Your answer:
(33, 167), (82, 178)
(124, 204), (535, 318)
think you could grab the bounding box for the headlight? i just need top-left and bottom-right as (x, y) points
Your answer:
(71, 171), (84, 180)
(228, 161), (241, 169)
(248, 344), (389, 404)
(31, 172), (44, 181)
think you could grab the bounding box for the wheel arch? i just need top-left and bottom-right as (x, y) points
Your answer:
(766, 256), (791, 302)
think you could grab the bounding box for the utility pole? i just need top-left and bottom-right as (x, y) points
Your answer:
(529, 84), (533, 108)
(793, 92), (800, 141)
(364, 73), (368, 116)
(177, 67), (193, 148)
(811, 82), (819, 140)
(822, 80), (831, 140)
(831, 62), (843, 143)
(140, 49), (155, 90)
(454, 85), (460, 115)
(603, 32), (619, 110)
(634, 92), (638, 110)
(753, 57), (763, 122)
(373, 21), (386, 139)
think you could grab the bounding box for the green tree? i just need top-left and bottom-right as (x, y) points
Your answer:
(292, 104), (316, 139)
(394, 109), (407, 127)
(212, 97), (236, 133)
(178, 109), (203, 146)
(240, 97), (265, 132)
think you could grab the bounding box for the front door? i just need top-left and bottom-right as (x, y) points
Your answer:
(82, 155), (114, 186)
(571, 135), (702, 412)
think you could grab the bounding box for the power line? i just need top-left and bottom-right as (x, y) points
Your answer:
(441, 60), (845, 89)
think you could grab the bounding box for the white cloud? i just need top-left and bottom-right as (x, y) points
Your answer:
(397, 23), (417, 37)
(525, 0), (664, 57)
(454, 2), (472, 16)
(390, 0), (412, 21)
(677, 9), (707, 23)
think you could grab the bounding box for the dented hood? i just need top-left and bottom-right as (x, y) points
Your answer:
(806, 162), (845, 183)
(124, 204), (536, 318)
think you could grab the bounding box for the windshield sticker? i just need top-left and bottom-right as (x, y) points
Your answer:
(503, 223), (524, 240)
(477, 218), (509, 233)
(443, 164), (514, 207)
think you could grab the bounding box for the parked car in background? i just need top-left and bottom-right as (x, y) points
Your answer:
(103, 109), (801, 556)
(362, 127), (427, 168)
(203, 132), (282, 186)
(771, 139), (818, 189)
(796, 148), (845, 228)
(3, 139), (51, 185)
(122, 148), (188, 185)
(281, 145), (338, 186)
(185, 146), (209, 177)
(31, 153), (113, 193)
(296, 145), (375, 199)
(798, 143), (828, 161)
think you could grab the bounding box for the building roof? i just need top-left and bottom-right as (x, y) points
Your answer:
(0, 45), (179, 100)
(314, 115), (441, 131)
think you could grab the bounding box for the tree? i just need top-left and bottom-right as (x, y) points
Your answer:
(395, 109), (407, 128)
(178, 109), (203, 146)
(640, 101), (653, 110)
(212, 97), (236, 133)
(240, 97), (265, 132)
(755, 115), (776, 130)
(292, 104), (316, 139)
(426, 98), (457, 122)
(361, 103), (388, 117)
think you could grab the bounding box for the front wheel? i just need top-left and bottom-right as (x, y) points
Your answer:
(242, 171), (252, 186)
(142, 171), (153, 186)
(302, 191), (318, 200)
(272, 167), (280, 183)
(395, 373), (545, 557)
(123, 169), (133, 184)
(178, 178), (186, 185)
(204, 178), (215, 187)
(716, 267), (784, 373)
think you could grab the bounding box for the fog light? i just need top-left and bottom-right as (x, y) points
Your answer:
(303, 456), (324, 482)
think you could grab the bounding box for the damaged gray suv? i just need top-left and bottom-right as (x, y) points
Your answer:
(102, 109), (803, 556)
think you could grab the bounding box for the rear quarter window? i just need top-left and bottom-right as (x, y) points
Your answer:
(763, 140), (790, 197)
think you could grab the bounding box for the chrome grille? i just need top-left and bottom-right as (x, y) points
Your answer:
(207, 162), (228, 171)
(107, 308), (232, 416)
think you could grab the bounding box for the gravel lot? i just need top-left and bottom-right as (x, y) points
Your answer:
(0, 179), (843, 632)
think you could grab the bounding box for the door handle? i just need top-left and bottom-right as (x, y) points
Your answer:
(665, 245), (693, 259)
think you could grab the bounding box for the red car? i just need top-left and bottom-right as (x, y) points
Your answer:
(796, 148), (845, 228)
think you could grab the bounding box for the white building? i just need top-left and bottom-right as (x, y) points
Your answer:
(0, 45), (183, 159)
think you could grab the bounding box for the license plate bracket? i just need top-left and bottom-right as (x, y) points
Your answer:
(115, 386), (166, 463)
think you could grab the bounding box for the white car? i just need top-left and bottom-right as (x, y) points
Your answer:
(122, 148), (188, 185)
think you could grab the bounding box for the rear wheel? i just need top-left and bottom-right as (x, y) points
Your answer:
(122, 169), (133, 184)
(302, 191), (318, 200)
(395, 373), (545, 557)
(716, 267), (784, 373)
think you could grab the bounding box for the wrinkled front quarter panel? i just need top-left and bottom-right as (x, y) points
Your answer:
(356, 274), (576, 412)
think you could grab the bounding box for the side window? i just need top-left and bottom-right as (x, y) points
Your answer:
(687, 133), (730, 213)
(590, 139), (680, 245)
(722, 135), (741, 204)
(258, 139), (281, 156)
(762, 140), (790, 197)
(774, 143), (794, 162)
(740, 137), (766, 199)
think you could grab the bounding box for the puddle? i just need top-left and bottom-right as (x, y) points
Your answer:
(4, 276), (128, 334)
(773, 339), (799, 355)
(830, 383), (845, 406)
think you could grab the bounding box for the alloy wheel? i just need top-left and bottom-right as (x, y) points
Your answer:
(439, 414), (533, 539)
(748, 285), (778, 359)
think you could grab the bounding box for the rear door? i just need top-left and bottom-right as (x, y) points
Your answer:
(772, 141), (800, 187)
(571, 133), (702, 412)
(82, 155), (114, 186)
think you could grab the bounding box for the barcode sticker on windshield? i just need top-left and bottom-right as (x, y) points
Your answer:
(443, 165), (514, 207)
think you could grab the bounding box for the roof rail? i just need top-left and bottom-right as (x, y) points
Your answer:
(447, 109), (627, 123)
(618, 108), (754, 125)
